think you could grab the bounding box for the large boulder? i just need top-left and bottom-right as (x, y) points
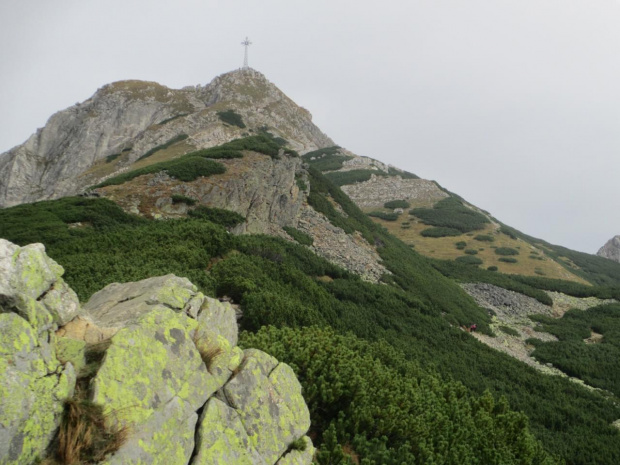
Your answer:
(0, 239), (77, 464)
(83, 274), (199, 329)
(92, 307), (210, 465)
(218, 349), (312, 464)
(0, 239), (80, 333)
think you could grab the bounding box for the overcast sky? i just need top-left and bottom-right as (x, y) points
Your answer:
(1, 0), (619, 254)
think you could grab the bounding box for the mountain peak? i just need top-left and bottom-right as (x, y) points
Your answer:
(0, 69), (333, 207)
(597, 235), (620, 262)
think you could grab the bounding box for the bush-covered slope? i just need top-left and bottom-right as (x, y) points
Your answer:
(2, 149), (620, 464)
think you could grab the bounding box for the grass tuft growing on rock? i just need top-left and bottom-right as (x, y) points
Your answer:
(52, 398), (127, 465)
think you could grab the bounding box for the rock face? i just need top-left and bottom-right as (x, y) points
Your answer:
(0, 69), (333, 208)
(0, 239), (313, 465)
(341, 174), (448, 209)
(597, 235), (620, 263)
(98, 150), (308, 236)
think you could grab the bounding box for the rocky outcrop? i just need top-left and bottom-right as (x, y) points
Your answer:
(0, 69), (333, 208)
(0, 239), (78, 464)
(0, 240), (313, 465)
(98, 151), (307, 236)
(597, 235), (620, 263)
(341, 174), (448, 209)
(295, 205), (388, 282)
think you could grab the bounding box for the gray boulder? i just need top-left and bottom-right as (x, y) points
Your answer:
(83, 274), (199, 329)
(220, 349), (311, 464)
(0, 239), (77, 464)
(0, 239), (80, 333)
(92, 307), (210, 464)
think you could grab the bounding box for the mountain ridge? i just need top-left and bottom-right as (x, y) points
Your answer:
(2, 68), (620, 464)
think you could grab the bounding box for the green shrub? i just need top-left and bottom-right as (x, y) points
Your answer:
(217, 109), (246, 128)
(384, 200), (410, 209)
(368, 211), (400, 221)
(487, 266), (498, 271)
(137, 134), (189, 160)
(295, 177), (307, 191)
(301, 147), (348, 172)
(184, 148), (244, 159)
(170, 194), (197, 206)
(157, 113), (188, 125)
(499, 325), (520, 337)
(411, 197), (490, 233)
(495, 247), (520, 256)
(455, 241), (467, 250)
(464, 249), (478, 255)
(499, 257), (518, 263)
(283, 226), (313, 246)
(241, 326), (554, 465)
(324, 169), (384, 186)
(455, 256), (483, 265)
(474, 234), (495, 242)
(105, 153), (121, 163)
(388, 167), (419, 179)
(421, 227), (462, 238)
(188, 206), (245, 228)
(95, 135), (286, 188)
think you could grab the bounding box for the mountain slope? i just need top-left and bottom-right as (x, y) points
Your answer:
(2, 69), (620, 464)
(303, 146), (620, 286)
(0, 69), (333, 208)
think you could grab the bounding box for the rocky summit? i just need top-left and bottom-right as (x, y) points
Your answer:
(597, 235), (620, 263)
(0, 69), (332, 209)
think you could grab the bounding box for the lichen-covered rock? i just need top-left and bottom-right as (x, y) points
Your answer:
(40, 277), (80, 326)
(55, 336), (87, 373)
(196, 296), (238, 347)
(0, 239), (78, 464)
(276, 437), (315, 465)
(101, 397), (198, 465)
(192, 327), (240, 399)
(91, 307), (210, 464)
(0, 252), (313, 465)
(83, 274), (200, 329)
(0, 239), (79, 333)
(191, 397), (265, 465)
(0, 312), (75, 464)
(220, 349), (311, 464)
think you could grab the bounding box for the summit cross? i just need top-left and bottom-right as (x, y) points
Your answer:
(241, 37), (252, 69)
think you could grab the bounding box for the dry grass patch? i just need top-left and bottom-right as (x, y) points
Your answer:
(369, 216), (589, 283)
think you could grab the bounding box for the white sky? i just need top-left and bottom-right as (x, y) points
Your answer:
(1, 0), (619, 254)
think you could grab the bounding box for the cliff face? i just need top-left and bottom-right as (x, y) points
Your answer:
(0, 69), (333, 208)
(0, 239), (313, 465)
(597, 236), (620, 263)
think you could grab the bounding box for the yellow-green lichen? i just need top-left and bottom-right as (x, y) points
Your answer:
(91, 308), (207, 429)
